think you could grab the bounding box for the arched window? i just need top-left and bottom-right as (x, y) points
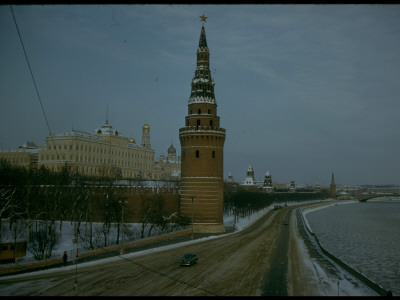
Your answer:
(196, 150), (199, 158)
(208, 109), (211, 114)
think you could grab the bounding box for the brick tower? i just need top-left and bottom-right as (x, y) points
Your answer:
(179, 15), (226, 233)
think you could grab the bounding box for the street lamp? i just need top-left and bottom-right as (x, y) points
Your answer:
(119, 199), (128, 255)
(191, 195), (196, 240)
(232, 206), (236, 231)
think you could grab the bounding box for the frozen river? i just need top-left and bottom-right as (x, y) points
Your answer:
(304, 198), (400, 296)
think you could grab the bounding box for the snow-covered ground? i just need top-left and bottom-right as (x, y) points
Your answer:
(0, 199), (379, 296)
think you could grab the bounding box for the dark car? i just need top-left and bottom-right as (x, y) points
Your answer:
(179, 253), (198, 266)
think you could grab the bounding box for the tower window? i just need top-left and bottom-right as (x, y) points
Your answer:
(210, 120), (213, 127)
(197, 119), (200, 127)
(190, 109), (193, 114)
(208, 109), (210, 114)
(196, 150), (199, 158)
(212, 150), (215, 158)
(198, 109), (201, 114)
(186, 120), (189, 126)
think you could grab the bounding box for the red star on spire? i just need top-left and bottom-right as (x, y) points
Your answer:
(200, 14), (208, 23)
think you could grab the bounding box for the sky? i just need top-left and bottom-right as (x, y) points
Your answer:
(1, 4), (400, 186)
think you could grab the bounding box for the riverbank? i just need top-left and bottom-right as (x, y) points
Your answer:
(0, 199), (380, 296)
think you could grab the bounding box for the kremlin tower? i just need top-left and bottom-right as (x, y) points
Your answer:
(179, 15), (226, 233)
(330, 172), (337, 199)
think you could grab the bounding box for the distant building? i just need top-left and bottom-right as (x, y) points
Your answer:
(262, 170), (275, 192)
(225, 172), (233, 182)
(242, 164), (257, 187)
(2, 120), (180, 181)
(155, 143), (181, 181)
(0, 141), (40, 169)
(273, 181), (287, 190)
(289, 178), (296, 192)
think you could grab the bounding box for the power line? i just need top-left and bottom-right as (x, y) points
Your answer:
(10, 5), (59, 159)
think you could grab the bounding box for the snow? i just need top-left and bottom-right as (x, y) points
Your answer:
(0, 200), (379, 296)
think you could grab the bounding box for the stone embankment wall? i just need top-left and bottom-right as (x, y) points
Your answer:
(299, 207), (388, 296)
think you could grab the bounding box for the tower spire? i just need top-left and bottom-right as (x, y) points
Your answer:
(189, 16), (216, 105)
(330, 172), (337, 199)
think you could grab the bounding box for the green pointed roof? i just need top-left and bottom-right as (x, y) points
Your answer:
(198, 25), (208, 48)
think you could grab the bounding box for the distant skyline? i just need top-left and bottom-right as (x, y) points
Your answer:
(1, 4), (400, 186)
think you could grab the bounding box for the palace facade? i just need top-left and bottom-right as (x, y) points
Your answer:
(1, 120), (180, 181)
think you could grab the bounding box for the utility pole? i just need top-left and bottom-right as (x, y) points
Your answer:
(73, 223), (78, 291)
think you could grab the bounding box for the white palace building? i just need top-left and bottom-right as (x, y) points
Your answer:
(0, 119), (180, 181)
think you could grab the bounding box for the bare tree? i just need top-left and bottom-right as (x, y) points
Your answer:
(27, 221), (61, 261)
(0, 186), (15, 243)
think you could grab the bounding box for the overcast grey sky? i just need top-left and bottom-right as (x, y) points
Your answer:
(1, 4), (399, 186)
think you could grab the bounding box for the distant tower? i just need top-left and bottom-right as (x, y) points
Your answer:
(167, 143), (177, 162)
(330, 172), (337, 199)
(179, 15), (226, 233)
(141, 122), (151, 148)
(243, 164), (256, 186)
(262, 170), (274, 192)
(289, 178), (296, 192)
(227, 173), (235, 183)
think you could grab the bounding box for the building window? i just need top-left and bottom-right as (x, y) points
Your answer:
(210, 120), (213, 127)
(197, 120), (200, 128)
(196, 150), (199, 158)
(212, 150), (215, 158)
(186, 119), (189, 126)
(208, 109), (210, 114)
(198, 109), (201, 114)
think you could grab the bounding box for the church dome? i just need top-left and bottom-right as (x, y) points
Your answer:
(168, 144), (176, 154)
(143, 123), (150, 129)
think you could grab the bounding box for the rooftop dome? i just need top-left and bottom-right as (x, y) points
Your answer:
(168, 144), (176, 154)
(94, 120), (119, 136)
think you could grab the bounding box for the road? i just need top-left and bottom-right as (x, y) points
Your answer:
(0, 201), (375, 296)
